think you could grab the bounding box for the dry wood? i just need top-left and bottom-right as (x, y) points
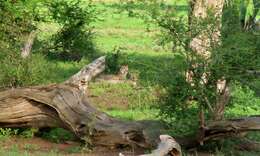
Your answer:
(139, 135), (182, 156)
(235, 139), (260, 151)
(246, 70), (260, 77)
(65, 56), (106, 92)
(196, 116), (260, 145)
(172, 116), (260, 149)
(21, 31), (37, 58)
(0, 84), (158, 148)
(119, 135), (182, 156)
(0, 57), (164, 148)
(177, 117), (260, 150)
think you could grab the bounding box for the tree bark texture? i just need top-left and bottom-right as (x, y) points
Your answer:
(189, 0), (228, 121)
(65, 56), (106, 92)
(0, 84), (154, 148)
(21, 31), (37, 58)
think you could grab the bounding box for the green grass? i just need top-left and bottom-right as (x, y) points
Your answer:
(0, 148), (60, 156)
(107, 109), (159, 120)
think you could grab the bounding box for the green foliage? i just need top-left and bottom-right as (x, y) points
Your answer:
(0, 128), (18, 137)
(0, 0), (36, 45)
(47, 0), (97, 61)
(105, 47), (127, 74)
(226, 83), (260, 117)
(0, 128), (19, 140)
(65, 146), (84, 153)
(127, 0), (260, 123)
(223, 0), (259, 30)
(0, 53), (55, 87)
(41, 128), (75, 143)
(0, 0), (54, 87)
(19, 128), (38, 138)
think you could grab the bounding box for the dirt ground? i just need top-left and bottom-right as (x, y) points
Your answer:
(0, 137), (219, 156)
(0, 137), (147, 156)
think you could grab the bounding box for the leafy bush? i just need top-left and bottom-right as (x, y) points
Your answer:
(47, 0), (97, 61)
(0, 52), (54, 87)
(0, 0), (36, 48)
(19, 128), (39, 138)
(0, 0), (52, 87)
(41, 128), (75, 143)
(226, 83), (260, 117)
(128, 1), (260, 123)
(105, 47), (127, 74)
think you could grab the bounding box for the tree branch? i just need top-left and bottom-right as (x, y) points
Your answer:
(21, 31), (37, 58)
(64, 56), (106, 91)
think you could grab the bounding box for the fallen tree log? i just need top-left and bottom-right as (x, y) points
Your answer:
(0, 56), (259, 156)
(201, 116), (260, 142)
(0, 56), (165, 149)
(0, 84), (153, 147)
(177, 116), (260, 149)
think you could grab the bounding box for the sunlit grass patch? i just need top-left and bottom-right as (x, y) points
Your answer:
(107, 108), (159, 121)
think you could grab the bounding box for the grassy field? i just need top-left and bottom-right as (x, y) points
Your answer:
(0, 0), (259, 155)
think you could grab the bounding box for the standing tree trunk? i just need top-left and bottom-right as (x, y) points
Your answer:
(188, 0), (228, 121)
(189, 0), (224, 57)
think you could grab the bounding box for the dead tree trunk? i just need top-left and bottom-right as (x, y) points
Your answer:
(0, 84), (153, 147)
(21, 31), (37, 58)
(0, 56), (169, 150)
(0, 56), (152, 148)
(65, 56), (106, 92)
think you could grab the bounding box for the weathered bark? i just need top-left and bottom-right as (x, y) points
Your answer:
(175, 116), (260, 149)
(189, 0), (224, 58)
(189, 0), (229, 121)
(247, 70), (260, 78)
(65, 56), (106, 92)
(0, 84), (154, 148)
(140, 135), (181, 156)
(202, 116), (260, 141)
(235, 139), (260, 151)
(0, 57), (161, 149)
(21, 31), (37, 58)
(120, 135), (182, 156)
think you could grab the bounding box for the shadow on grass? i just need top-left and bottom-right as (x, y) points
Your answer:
(125, 52), (186, 87)
(102, 3), (189, 13)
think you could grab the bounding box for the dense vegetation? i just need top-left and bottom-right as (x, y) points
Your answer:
(0, 0), (259, 155)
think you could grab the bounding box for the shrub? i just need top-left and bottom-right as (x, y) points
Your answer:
(131, 1), (260, 123)
(41, 128), (75, 143)
(47, 0), (97, 61)
(226, 83), (260, 117)
(105, 47), (128, 74)
(0, 52), (54, 88)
